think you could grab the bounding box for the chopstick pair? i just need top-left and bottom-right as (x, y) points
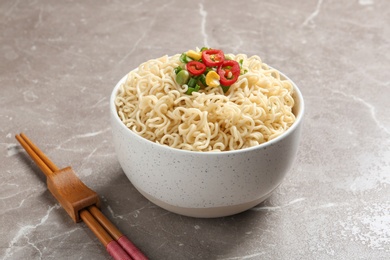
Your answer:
(15, 133), (148, 260)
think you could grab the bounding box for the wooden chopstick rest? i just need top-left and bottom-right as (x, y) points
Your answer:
(15, 133), (148, 260)
(48, 166), (100, 222)
(46, 168), (132, 259)
(16, 133), (100, 222)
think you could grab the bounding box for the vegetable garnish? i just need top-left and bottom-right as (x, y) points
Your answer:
(205, 71), (220, 88)
(186, 61), (206, 76)
(217, 60), (241, 87)
(176, 69), (190, 85)
(175, 47), (244, 94)
(202, 49), (225, 67)
(186, 50), (202, 60)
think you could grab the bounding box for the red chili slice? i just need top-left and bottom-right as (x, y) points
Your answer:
(202, 49), (225, 67)
(217, 60), (240, 86)
(186, 61), (206, 76)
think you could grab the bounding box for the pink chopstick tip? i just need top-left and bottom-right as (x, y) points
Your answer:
(118, 236), (148, 260)
(106, 240), (132, 260)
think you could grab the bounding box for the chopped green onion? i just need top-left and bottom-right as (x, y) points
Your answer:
(187, 77), (198, 88)
(179, 53), (186, 63)
(198, 74), (207, 86)
(180, 53), (193, 63)
(174, 66), (183, 74)
(205, 67), (214, 73)
(239, 59), (247, 75)
(221, 85), (230, 93)
(186, 84), (201, 95)
(240, 69), (248, 75)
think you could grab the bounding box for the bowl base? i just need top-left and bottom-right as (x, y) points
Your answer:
(135, 186), (277, 218)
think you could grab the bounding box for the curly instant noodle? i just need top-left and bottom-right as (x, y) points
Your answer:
(115, 53), (296, 152)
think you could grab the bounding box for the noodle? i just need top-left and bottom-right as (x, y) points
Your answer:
(115, 54), (296, 152)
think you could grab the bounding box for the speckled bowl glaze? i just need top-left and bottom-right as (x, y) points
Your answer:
(110, 69), (304, 218)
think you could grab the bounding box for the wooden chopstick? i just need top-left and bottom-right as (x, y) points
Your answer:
(15, 133), (148, 260)
(15, 134), (54, 177)
(15, 133), (132, 260)
(87, 205), (148, 260)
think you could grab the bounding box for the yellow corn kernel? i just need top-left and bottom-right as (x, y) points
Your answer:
(186, 50), (202, 60)
(206, 71), (220, 87)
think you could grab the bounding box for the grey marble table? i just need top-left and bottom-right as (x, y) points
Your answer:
(1, 0), (389, 259)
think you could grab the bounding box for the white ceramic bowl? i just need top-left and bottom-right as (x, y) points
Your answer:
(110, 69), (304, 218)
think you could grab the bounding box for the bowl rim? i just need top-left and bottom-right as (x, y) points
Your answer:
(110, 67), (304, 155)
